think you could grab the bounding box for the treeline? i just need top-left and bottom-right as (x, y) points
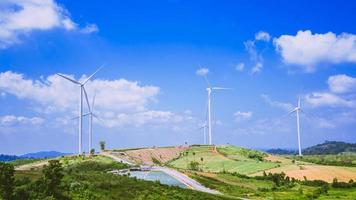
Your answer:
(303, 141), (356, 155)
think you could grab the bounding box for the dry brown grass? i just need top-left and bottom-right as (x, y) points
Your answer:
(125, 146), (188, 165)
(252, 163), (356, 182)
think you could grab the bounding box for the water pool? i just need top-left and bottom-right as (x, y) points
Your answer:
(129, 171), (187, 188)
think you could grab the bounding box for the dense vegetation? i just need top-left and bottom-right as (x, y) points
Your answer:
(0, 156), (231, 200)
(294, 154), (356, 167)
(303, 141), (356, 155)
(189, 171), (356, 200)
(266, 149), (297, 155)
(0, 154), (20, 162)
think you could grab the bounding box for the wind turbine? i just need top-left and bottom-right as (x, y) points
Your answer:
(87, 93), (99, 154)
(57, 67), (102, 155)
(289, 97), (302, 156)
(198, 123), (208, 145)
(202, 75), (230, 145)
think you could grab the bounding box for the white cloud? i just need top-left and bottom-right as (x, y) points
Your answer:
(304, 92), (354, 107)
(251, 62), (263, 74)
(0, 71), (159, 113)
(261, 94), (294, 111)
(81, 24), (99, 34)
(328, 74), (356, 94)
(0, 71), (197, 129)
(196, 68), (209, 76)
(98, 110), (192, 128)
(0, 0), (98, 48)
(255, 31), (271, 42)
(274, 30), (356, 72)
(244, 31), (270, 74)
(0, 115), (44, 126)
(235, 63), (245, 72)
(234, 111), (252, 122)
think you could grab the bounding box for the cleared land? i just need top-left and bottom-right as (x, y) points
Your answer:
(168, 145), (279, 174)
(113, 146), (188, 165)
(252, 163), (356, 182)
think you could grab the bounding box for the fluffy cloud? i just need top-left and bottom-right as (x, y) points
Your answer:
(261, 94), (294, 111)
(196, 68), (209, 76)
(255, 31), (271, 42)
(274, 30), (356, 72)
(328, 74), (356, 94)
(0, 71), (159, 113)
(0, 0), (98, 48)
(234, 111), (252, 122)
(304, 92), (354, 108)
(244, 31), (271, 74)
(81, 24), (99, 34)
(0, 115), (44, 126)
(0, 71), (198, 129)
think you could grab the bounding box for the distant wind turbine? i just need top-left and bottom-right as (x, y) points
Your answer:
(289, 97), (302, 156)
(202, 75), (231, 145)
(198, 123), (208, 145)
(57, 67), (102, 155)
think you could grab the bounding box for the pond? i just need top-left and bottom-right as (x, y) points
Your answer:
(129, 171), (188, 188)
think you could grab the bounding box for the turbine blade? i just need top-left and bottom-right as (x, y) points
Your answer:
(57, 73), (80, 85)
(83, 87), (91, 111)
(82, 65), (103, 85)
(212, 87), (231, 90)
(71, 113), (90, 120)
(203, 76), (211, 87)
(91, 92), (96, 112)
(288, 108), (297, 115)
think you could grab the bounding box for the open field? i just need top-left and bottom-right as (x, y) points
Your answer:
(252, 163), (356, 182)
(168, 145), (279, 174)
(111, 146), (188, 165)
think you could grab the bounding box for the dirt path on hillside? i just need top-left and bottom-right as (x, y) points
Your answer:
(15, 160), (49, 171)
(124, 146), (189, 165)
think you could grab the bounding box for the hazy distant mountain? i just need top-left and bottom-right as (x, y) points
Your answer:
(265, 148), (297, 155)
(0, 151), (71, 162)
(302, 141), (356, 155)
(0, 154), (21, 162)
(20, 151), (71, 159)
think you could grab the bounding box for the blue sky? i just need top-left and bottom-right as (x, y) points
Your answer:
(0, 0), (356, 154)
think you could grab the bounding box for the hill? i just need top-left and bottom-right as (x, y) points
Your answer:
(266, 148), (297, 155)
(20, 151), (70, 159)
(303, 141), (356, 155)
(0, 154), (21, 162)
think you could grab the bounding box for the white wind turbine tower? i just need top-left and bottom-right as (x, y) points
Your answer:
(198, 122), (208, 145)
(202, 76), (230, 145)
(86, 93), (99, 154)
(57, 67), (102, 155)
(289, 97), (302, 156)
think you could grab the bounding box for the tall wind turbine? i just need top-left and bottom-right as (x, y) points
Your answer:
(289, 97), (302, 156)
(57, 67), (102, 155)
(198, 123), (208, 145)
(87, 93), (99, 154)
(202, 76), (230, 145)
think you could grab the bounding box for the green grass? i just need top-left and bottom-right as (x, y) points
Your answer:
(189, 172), (356, 200)
(9, 158), (45, 167)
(168, 145), (279, 174)
(293, 154), (356, 167)
(12, 155), (232, 200)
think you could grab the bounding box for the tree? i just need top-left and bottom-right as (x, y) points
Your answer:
(200, 157), (204, 171)
(90, 148), (95, 155)
(99, 141), (106, 151)
(42, 160), (64, 197)
(0, 162), (14, 200)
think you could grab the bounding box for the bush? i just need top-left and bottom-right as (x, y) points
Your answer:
(188, 161), (200, 171)
(0, 162), (15, 200)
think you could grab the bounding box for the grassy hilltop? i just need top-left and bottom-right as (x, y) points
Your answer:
(1, 144), (356, 200)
